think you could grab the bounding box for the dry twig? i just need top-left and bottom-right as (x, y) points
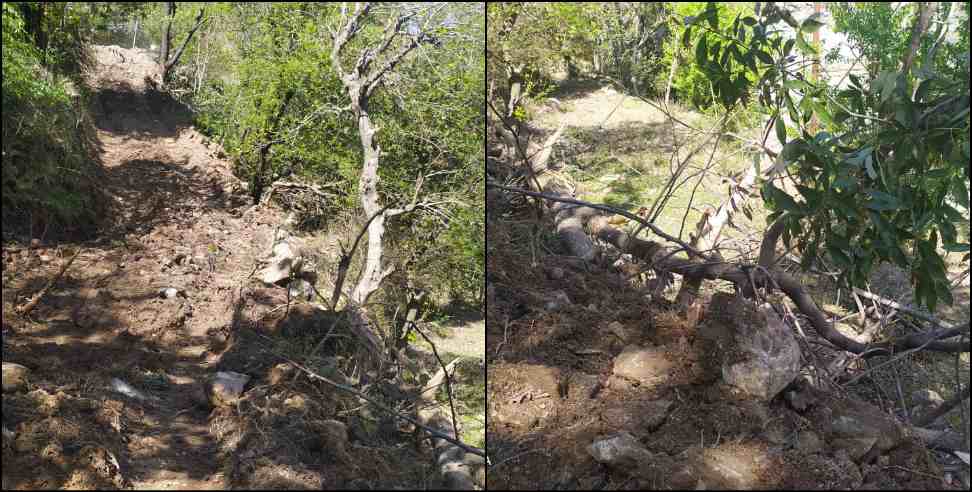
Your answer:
(15, 248), (84, 317)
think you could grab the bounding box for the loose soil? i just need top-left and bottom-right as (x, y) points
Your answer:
(486, 80), (970, 490)
(2, 45), (456, 490)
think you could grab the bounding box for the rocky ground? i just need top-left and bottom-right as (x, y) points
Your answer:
(486, 80), (970, 490)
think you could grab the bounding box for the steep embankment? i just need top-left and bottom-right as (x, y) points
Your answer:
(3, 45), (465, 490)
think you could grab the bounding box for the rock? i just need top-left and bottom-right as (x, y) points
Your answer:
(607, 321), (637, 344)
(547, 267), (565, 280)
(287, 278), (314, 301)
(600, 399), (673, 437)
(210, 371), (250, 407)
(612, 345), (675, 387)
(544, 290), (572, 311)
(2, 362), (30, 393)
(30, 238), (41, 248)
(259, 236), (306, 286)
(823, 397), (904, 452)
(110, 377), (150, 401)
(721, 302), (801, 401)
(688, 444), (773, 489)
(268, 362), (297, 385)
(588, 432), (653, 470)
(796, 430), (825, 454)
(911, 389), (944, 406)
(284, 394), (307, 412)
(832, 437), (877, 462)
(315, 419), (350, 463)
(158, 287), (185, 299)
(39, 254), (52, 263)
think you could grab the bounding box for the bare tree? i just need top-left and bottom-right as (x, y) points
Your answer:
(158, 2), (206, 87)
(328, 3), (447, 352)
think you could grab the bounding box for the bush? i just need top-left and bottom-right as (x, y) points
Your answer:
(660, 2), (754, 110)
(2, 3), (101, 237)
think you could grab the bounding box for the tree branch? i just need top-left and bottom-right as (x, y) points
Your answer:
(489, 185), (970, 357)
(913, 384), (969, 428)
(164, 7), (206, 71)
(252, 333), (486, 458)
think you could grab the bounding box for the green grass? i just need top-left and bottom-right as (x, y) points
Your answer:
(436, 360), (485, 449)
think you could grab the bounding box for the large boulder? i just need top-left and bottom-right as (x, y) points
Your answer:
(815, 396), (905, 453)
(710, 294), (801, 401)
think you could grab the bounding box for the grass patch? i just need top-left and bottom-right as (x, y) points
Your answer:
(436, 359), (486, 449)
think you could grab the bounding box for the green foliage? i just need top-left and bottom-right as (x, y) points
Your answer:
(189, 3), (484, 308)
(829, 3), (913, 77)
(2, 3), (101, 234)
(692, 2), (970, 312)
(663, 2), (755, 110)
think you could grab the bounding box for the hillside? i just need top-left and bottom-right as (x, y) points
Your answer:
(485, 77), (970, 490)
(2, 44), (484, 490)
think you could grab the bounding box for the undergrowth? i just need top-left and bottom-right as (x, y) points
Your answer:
(1, 4), (103, 239)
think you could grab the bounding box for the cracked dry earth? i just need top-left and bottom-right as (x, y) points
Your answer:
(1, 45), (290, 489)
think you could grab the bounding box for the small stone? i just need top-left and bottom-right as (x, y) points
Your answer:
(30, 238), (41, 248)
(39, 254), (52, 263)
(547, 267), (565, 280)
(588, 431), (653, 469)
(607, 321), (637, 343)
(268, 362), (296, 385)
(688, 445), (771, 489)
(2, 362), (30, 393)
(210, 371), (250, 407)
(284, 394), (307, 411)
(158, 287), (182, 299)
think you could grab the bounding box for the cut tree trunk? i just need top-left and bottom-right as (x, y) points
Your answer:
(417, 358), (480, 490)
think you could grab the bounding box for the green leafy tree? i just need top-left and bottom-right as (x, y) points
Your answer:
(684, 1), (969, 312)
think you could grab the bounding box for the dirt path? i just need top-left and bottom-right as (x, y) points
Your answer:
(2, 45), (285, 490)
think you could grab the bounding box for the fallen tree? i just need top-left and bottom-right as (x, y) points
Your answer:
(487, 181), (971, 359)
